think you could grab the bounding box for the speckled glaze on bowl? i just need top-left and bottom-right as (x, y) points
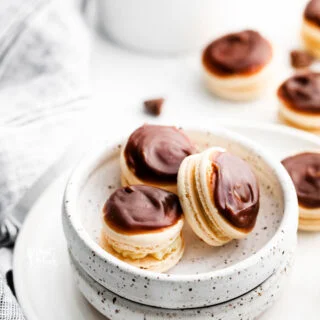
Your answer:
(69, 250), (294, 320)
(62, 126), (298, 309)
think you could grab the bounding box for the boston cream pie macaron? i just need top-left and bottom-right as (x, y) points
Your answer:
(278, 72), (320, 131)
(282, 152), (320, 231)
(178, 147), (260, 246)
(101, 185), (184, 272)
(120, 124), (195, 193)
(202, 30), (273, 101)
(302, 0), (320, 58)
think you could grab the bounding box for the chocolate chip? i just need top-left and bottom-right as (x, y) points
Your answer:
(144, 98), (164, 116)
(290, 50), (314, 69)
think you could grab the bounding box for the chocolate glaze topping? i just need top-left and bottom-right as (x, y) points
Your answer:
(212, 152), (260, 229)
(104, 185), (183, 233)
(202, 30), (272, 77)
(278, 73), (320, 114)
(305, 0), (320, 27)
(282, 152), (320, 208)
(124, 125), (195, 183)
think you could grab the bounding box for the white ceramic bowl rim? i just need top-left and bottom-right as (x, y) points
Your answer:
(63, 124), (298, 283)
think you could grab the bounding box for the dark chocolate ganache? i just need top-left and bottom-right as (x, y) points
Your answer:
(202, 30), (272, 77)
(212, 152), (260, 229)
(124, 125), (195, 183)
(103, 185), (183, 233)
(278, 73), (320, 114)
(305, 0), (320, 27)
(282, 152), (320, 208)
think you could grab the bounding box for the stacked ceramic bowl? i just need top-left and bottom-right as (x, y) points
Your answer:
(62, 126), (298, 320)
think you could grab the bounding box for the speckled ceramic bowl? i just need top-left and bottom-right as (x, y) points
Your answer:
(69, 250), (294, 320)
(62, 126), (298, 309)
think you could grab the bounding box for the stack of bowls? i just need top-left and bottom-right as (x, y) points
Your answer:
(62, 126), (298, 319)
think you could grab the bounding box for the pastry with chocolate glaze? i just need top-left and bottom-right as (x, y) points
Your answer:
(101, 185), (185, 272)
(177, 147), (260, 246)
(282, 152), (320, 231)
(202, 30), (273, 101)
(120, 124), (195, 193)
(277, 72), (320, 131)
(302, 0), (320, 58)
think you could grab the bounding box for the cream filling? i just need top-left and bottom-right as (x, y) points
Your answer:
(102, 216), (184, 252)
(278, 100), (320, 129)
(178, 154), (229, 246)
(302, 19), (320, 43)
(202, 56), (274, 101)
(110, 236), (182, 261)
(302, 19), (320, 57)
(299, 204), (320, 220)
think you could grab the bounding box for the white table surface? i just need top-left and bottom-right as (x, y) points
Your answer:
(83, 1), (320, 318)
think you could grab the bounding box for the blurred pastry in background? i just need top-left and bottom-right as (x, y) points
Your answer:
(120, 124), (195, 193)
(178, 147), (260, 246)
(282, 152), (320, 231)
(277, 72), (320, 131)
(302, 0), (320, 58)
(101, 185), (185, 272)
(202, 30), (273, 101)
(290, 50), (314, 69)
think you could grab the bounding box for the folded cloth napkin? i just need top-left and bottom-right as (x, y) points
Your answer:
(0, 0), (90, 318)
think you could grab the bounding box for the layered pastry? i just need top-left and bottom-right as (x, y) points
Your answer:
(101, 185), (184, 272)
(277, 72), (320, 131)
(178, 147), (260, 246)
(282, 152), (320, 231)
(202, 30), (273, 101)
(302, 0), (320, 58)
(120, 124), (195, 193)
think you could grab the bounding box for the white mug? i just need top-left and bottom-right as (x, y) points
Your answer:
(96, 0), (221, 55)
(95, 0), (304, 55)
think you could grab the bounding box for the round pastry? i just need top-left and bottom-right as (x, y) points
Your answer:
(177, 147), (260, 246)
(277, 72), (320, 131)
(101, 185), (185, 272)
(302, 0), (320, 58)
(120, 124), (195, 193)
(282, 152), (320, 231)
(202, 30), (273, 101)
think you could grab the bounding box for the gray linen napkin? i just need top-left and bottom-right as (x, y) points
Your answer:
(0, 0), (90, 318)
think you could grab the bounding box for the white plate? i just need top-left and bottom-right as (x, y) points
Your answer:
(13, 123), (320, 320)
